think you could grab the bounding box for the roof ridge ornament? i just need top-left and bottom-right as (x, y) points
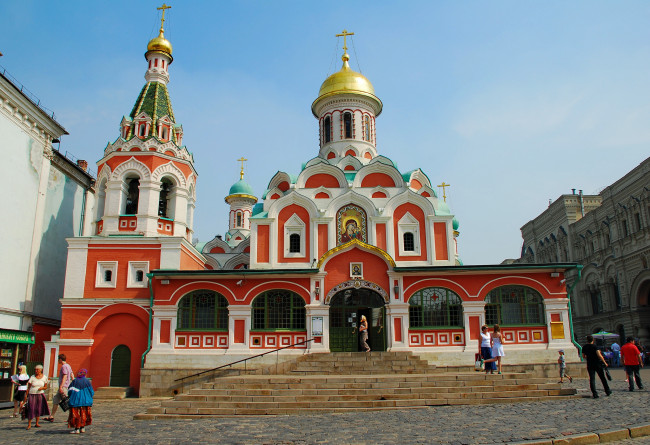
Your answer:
(335, 29), (354, 66)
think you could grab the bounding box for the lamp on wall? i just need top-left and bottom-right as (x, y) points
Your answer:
(314, 282), (320, 298)
(393, 284), (399, 295)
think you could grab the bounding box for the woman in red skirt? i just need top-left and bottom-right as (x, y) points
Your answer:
(67, 368), (94, 434)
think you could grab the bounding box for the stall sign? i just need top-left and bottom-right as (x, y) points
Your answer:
(0, 329), (35, 344)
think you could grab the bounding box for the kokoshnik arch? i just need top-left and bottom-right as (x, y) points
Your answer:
(48, 8), (580, 395)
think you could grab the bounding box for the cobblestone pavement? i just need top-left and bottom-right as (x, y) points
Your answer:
(1, 369), (649, 444)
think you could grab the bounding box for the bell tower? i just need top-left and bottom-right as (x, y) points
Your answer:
(93, 4), (197, 240)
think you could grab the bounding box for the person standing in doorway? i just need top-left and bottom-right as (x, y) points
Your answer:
(359, 315), (370, 352)
(582, 335), (611, 398)
(620, 336), (644, 391)
(46, 354), (73, 422)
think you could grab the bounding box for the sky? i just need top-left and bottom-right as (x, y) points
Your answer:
(2, 1), (649, 264)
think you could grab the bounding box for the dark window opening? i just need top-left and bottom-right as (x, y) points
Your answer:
(591, 289), (603, 315)
(177, 290), (229, 331)
(135, 270), (144, 282)
(125, 178), (140, 215)
(236, 212), (242, 227)
(324, 117), (331, 143)
(252, 290), (306, 330)
(343, 112), (352, 139)
(104, 270), (112, 282)
(158, 178), (173, 217)
(289, 233), (301, 253)
(403, 232), (415, 251)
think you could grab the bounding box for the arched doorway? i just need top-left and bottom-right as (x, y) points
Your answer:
(110, 344), (131, 387)
(329, 288), (386, 352)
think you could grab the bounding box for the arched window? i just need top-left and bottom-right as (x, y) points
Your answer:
(177, 290), (229, 331)
(236, 211), (243, 228)
(139, 124), (146, 137)
(343, 112), (352, 139)
(363, 115), (371, 141)
(323, 116), (331, 143)
(289, 233), (301, 253)
(158, 178), (173, 217)
(409, 287), (463, 328)
(403, 232), (415, 252)
(485, 285), (545, 325)
(124, 177), (140, 215)
(252, 290), (306, 330)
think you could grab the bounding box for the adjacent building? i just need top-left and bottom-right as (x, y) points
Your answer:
(517, 157), (650, 346)
(0, 64), (94, 406)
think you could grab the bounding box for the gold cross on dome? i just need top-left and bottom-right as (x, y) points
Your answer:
(237, 157), (248, 180)
(157, 4), (171, 31)
(336, 29), (355, 52)
(437, 182), (451, 202)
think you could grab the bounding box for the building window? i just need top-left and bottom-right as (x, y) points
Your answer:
(289, 233), (301, 253)
(634, 212), (641, 231)
(236, 211), (243, 228)
(343, 112), (352, 139)
(590, 289), (603, 315)
(158, 178), (173, 217)
(139, 124), (146, 137)
(124, 177), (140, 215)
(622, 220), (629, 237)
(363, 115), (371, 141)
(96, 261), (118, 288)
(284, 214), (306, 258)
(323, 116), (331, 143)
(485, 285), (545, 325)
(127, 261), (149, 288)
(403, 232), (415, 252)
(252, 290), (306, 330)
(409, 287), (463, 328)
(177, 290), (229, 331)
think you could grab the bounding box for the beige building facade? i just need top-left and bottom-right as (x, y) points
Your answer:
(517, 157), (650, 346)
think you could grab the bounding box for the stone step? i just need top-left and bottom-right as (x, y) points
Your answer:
(94, 386), (134, 399)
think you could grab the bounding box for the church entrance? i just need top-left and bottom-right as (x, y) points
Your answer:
(109, 344), (131, 387)
(329, 288), (386, 352)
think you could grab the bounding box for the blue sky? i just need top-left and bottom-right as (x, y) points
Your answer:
(2, 1), (649, 264)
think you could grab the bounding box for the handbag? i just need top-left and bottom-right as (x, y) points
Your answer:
(20, 400), (28, 420)
(58, 394), (70, 412)
(474, 353), (483, 371)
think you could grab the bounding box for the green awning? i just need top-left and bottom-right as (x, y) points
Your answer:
(0, 329), (35, 344)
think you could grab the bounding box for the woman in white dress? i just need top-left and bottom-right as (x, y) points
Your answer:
(484, 324), (505, 374)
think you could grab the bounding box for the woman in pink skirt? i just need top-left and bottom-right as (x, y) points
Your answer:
(25, 364), (50, 429)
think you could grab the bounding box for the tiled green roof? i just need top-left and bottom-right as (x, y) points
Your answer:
(130, 82), (175, 136)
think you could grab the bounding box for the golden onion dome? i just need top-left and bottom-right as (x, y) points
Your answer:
(146, 30), (173, 59)
(312, 53), (382, 117)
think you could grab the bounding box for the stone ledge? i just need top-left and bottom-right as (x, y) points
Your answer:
(596, 428), (629, 443)
(629, 423), (650, 438)
(552, 433), (599, 444)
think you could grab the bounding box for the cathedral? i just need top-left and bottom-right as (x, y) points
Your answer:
(49, 10), (578, 395)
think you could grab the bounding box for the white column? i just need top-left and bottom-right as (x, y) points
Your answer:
(102, 180), (125, 233)
(305, 305), (329, 352)
(462, 301), (486, 352)
(172, 189), (189, 237)
(138, 180), (161, 235)
(386, 302), (409, 351)
(228, 305), (251, 353)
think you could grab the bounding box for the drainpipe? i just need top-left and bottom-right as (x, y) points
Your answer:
(141, 273), (154, 368)
(566, 264), (584, 360)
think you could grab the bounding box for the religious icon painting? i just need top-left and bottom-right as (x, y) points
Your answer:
(336, 204), (367, 245)
(350, 262), (363, 278)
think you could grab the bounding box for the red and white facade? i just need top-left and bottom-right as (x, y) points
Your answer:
(51, 24), (579, 395)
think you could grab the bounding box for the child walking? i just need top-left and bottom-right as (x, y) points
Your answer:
(558, 349), (573, 383)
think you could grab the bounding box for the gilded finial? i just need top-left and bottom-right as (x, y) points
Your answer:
(336, 29), (354, 61)
(237, 157), (248, 180)
(157, 3), (172, 35)
(437, 182), (451, 202)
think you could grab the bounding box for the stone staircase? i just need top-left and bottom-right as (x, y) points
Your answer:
(94, 386), (134, 399)
(134, 352), (577, 419)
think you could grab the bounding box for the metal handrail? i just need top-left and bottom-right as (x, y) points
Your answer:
(174, 338), (314, 383)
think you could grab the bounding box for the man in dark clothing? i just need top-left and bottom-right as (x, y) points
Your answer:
(582, 335), (611, 398)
